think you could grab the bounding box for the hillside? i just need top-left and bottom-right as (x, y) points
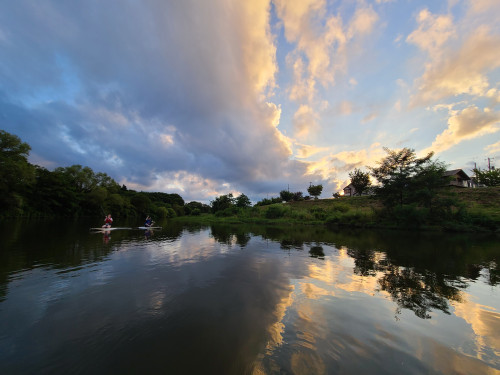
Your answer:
(179, 187), (500, 232)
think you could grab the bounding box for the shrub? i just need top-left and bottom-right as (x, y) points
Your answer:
(266, 204), (286, 219)
(290, 210), (312, 220)
(309, 206), (327, 220)
(215, 206), (239, 217)
(392, 205), (428, 227)
(326, 210), (375, 226)
(331, 203), (350, 213)
(467, 211), (498, 231)
(325, 212), (342, 224)
(155, 206), (168, 219)
(166, 208), (176, 218)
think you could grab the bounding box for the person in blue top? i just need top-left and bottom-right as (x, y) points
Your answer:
(144, 216), (154, 227)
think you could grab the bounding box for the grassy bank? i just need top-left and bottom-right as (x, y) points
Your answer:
(175, 187), (500, 232)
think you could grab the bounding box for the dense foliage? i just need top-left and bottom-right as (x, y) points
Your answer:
(307, 184), (323, 199)
(474, 168), (500, 187)
(3, 129), (498, 231)
(0, 130), (184, 219)
(0, 130), (35, 213)
(348, 168), (371, 196)
(369, 147), (447, 209)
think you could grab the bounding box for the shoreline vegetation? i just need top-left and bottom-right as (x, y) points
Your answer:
(174, 187), (500, 233)
(2, 129), (499, 232)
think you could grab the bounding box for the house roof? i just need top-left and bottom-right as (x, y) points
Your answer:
(443, 169), (470, 179)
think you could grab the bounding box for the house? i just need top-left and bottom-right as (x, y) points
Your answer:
(342, 169), (476, 196)
(443, 169), (476, 188)
(343, 183), (355, 196)
(342, 183), (373, 196)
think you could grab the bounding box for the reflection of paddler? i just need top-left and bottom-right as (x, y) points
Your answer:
(103, 231), (111, 244)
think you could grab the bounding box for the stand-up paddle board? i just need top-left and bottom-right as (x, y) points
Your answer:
(137, 226), (162, 230)
(90, 227), (131, 231)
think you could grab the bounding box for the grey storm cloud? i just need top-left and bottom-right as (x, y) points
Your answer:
(0, 1), (321, 201)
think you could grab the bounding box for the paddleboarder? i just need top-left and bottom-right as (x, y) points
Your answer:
(102, 214), (113, 228)
(144, 216), (154, 227)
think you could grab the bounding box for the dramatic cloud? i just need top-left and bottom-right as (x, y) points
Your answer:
(293, 104), (319, 139)
(410, 28), (500, 106)
(1, 1), (499, 201)
(423, 106), (500, 154)
(276, 0), (378, 100)
(0, 0), (323, 201)
(485, 140), (500, 155)
(406, 9), (455, 57)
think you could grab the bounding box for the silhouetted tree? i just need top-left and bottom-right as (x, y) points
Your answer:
(369, 147), (444, 208)
(307, 184), (323, 199)
(348, 168), (371, 196)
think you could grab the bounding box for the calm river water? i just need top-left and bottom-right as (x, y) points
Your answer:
(0, 219), (499, 374)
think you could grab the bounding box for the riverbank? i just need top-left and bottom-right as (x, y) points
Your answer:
(175, 187), (500, 232)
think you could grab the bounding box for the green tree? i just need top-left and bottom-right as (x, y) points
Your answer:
(369, 147), (435, 207)
(166, 207), (176, 218)
(84, 187), (108, 212)
(29, 166), (80, 215)
(474, 168), (500, 186)
(106, 193), (128, 217)
(0, 130), (35, 212)
(211, 193), (235, 212)
(348, 168), (371, 196)
(55, 165), (97, 193)
(185, 201), (211, 215)
(96, 172), (121, 192)
(307, 184), (323, 199)
(235, 193), (251, 208)
(155, 206), (169, 219)
(280, 190), (294, 202)
(131, 193), (152, 215)
(410, 160), (448, 210)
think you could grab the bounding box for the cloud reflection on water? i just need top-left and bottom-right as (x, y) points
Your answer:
(1, 223), (499, 373)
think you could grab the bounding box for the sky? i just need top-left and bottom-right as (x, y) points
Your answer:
(1, 0), (500, 203)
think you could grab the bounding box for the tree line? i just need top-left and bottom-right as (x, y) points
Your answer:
(2, 128), (497, 221)
(0, 130), (188, 219)
(1, 129), (329, 218)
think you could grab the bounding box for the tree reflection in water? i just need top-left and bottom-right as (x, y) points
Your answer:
(309, 246), (325, 259)
(377, 266), (463, 319)
(209, 224), (251, 248)
(205, 223), (498, 320)
(1, 220), (496, 322)
(346, 247), (465, 319)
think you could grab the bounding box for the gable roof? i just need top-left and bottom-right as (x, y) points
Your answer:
(443, 169), (470, 179)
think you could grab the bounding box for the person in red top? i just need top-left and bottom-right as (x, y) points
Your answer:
(102, 214), (113, 228)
